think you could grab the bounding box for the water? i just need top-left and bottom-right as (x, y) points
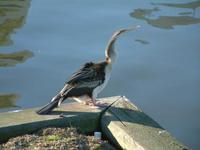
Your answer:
(0, 0), (200, 149)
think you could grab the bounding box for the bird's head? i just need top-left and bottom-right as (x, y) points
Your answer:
(112, 25), (141, 39)
(105, 25), (141, 64)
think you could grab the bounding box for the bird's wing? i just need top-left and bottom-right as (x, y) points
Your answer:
(68, 62), (106, 87)
(60, 62), (106, 97)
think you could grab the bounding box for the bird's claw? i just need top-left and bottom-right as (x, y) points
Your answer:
(59, 113), (64, 117)
(94, 101), (108, 107)
(84, 100), (108, 108)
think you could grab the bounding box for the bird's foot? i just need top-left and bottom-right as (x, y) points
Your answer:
(83, 100), (107, 108)
(59, 113), (65, 117)
(83, 101), (98, 108)
(60, 113), (70, 118)
(83, 100), (93, 105)
(94, 101), (108, 107)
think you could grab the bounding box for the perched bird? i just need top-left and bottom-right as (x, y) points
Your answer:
(36, 26), (140, 115)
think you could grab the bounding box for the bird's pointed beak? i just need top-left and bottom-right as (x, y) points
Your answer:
(111, 25), (141, 40)
(124, 25), (141, 32)
(114, 25), (141, 37)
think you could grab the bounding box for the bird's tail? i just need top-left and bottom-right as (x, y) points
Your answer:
(36, 94), (61, 115)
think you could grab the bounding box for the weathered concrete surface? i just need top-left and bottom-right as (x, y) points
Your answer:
(0, 100), (108, 143)
(0, 96), (188, 149)
(101, 96), (188, 150)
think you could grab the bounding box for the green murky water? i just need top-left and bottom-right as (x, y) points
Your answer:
(0, 0), (199, 149)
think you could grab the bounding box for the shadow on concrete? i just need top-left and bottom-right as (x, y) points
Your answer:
(102, 106), (163, 130)
(48, 102), (163, 130)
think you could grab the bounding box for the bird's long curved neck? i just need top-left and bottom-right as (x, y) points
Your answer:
(105, 35), (118, 64)
(105, 26), (140, 64)
(105, 29), (129, 64)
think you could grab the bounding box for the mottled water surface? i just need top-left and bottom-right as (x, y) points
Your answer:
(0, 0), (199, 149)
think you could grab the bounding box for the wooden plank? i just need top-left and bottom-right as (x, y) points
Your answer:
(0, 100), (109, 143)
(101, 96), (188, 150)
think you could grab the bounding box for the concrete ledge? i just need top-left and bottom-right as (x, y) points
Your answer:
(101, 96), (188, 150)
(0, 101), (107, 143)
(0, 96), (188, 149)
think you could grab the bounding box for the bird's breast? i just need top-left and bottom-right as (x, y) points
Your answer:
(93, 64), (112, 98)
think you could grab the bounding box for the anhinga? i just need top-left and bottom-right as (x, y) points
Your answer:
(37, 26), (140, 115)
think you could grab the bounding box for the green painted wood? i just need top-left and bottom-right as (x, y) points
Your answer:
(101, 96), (188, 150)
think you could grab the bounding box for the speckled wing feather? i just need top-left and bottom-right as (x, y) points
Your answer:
(60, 61), (107, 97)
(68, 62), (106, 87)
